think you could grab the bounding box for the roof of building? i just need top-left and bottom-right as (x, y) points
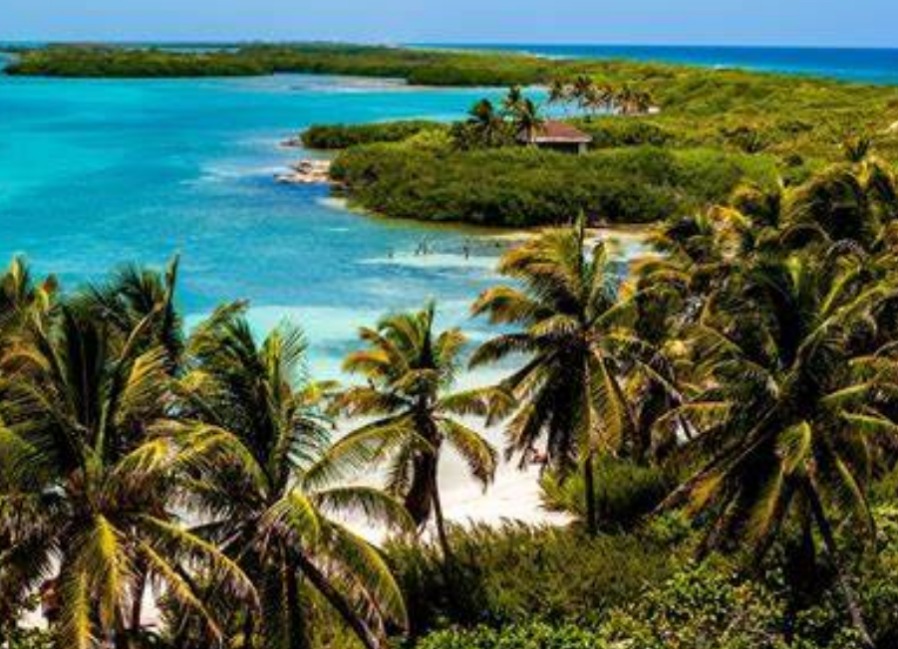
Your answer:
(518, 120), (593, 144)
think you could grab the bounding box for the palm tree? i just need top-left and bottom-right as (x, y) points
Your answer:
(328, 303), (499, 560)
(0, 256), (57, 351)
(616, 85), (653, 116)
(470, 220), (639, 536)
(546, 78), (569, 114)
(466, 98), (506, 148)
(571, 75), (596, 115)
(175, 306), (410, 649)
(0, 297), (254, 649)
(78, 257), (183, 372)
(511, 98), (545, 144)
(584, 83), (614, 117)
(501, 85), (524, 115)
(662, 249), (897, 648)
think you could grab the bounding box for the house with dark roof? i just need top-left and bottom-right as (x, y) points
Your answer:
(517, 120), (593, 154)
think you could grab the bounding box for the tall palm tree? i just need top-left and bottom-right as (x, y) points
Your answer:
(571, 75), (596, 115)
(466, 98), (506, 148)
(78, 257), (184, 373)
(501, 85), (524, 115)
(470, 220), (639, 536)
(0, 298), (254, 649)
(546, 78), (569, 114)
(511, 98), (545, 144)
(175, 306), (410, 649)
(785, 147), (898, 251)
(0, 256), (57, 352)
(616, 85), (653, 116)
(663, 249), (898, 648)
(584, 83), (614, 117)
(328, 303), (499, 560)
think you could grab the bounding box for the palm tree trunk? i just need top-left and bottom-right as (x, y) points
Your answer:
(805, 484), (875, 649)
(242, 611), (255, 649)
(431, 468), (452, 562)
(284, 564), (310, 649)
(297, 555), (382, 649)
(129, 559), (148, 640)
(583, 452), (598, 537)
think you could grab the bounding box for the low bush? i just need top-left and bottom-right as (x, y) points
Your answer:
(574, 117), (674, 149)
(385, 522), (678, 638)
(414, 623), (605, 649)
(540, 458), (674, 530)
(301, 121), (446, 149)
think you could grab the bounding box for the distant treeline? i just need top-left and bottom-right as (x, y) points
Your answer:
(5, 43), (561, 84)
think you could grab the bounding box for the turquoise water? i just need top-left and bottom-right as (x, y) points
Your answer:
(0, 72), (522, 378)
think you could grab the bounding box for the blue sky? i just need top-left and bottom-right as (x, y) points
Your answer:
(3, 0), (897, 47)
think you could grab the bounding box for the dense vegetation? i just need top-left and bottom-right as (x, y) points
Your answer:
(4, 43), (898, 649)
(4, 44), (559, 84)
(3, 150), (898, 649)
(317, 67), (898, 226)
(331, 135), (779, 226)
(300, 121), (446, 150)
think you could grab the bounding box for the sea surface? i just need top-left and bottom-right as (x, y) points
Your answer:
(426, 44), (898, 85)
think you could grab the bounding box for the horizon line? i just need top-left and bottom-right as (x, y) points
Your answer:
(1, 39), (897, 52)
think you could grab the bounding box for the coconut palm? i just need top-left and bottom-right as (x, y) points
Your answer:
(465, 98), (506, 148)
(584, 83), (614, 117)
(174, 306), (411, 649)
(0, 298), (254, 649)
(662, 248), (898, 648)
(0, 256), (57, 350)
(571, 75), (596, 114)
(501, 85), (524, 115)
(328, 303), (500, 560)
(546, 78), (569, 113)
(616, 85), (653, 116)
(511, 98), (545, 144)
(470, 220), (640, 536)
(78, 257), (184, 373)
(785, 151), (898, 251)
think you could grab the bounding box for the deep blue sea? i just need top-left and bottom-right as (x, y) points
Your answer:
(426, 44), (898, 85)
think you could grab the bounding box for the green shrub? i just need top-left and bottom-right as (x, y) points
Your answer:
(575, 118), (674, 149)
(540, 458), (673, 530)
(5, 628), (54, 649)
(597, 560), (791, 649)
(385, 522), (677, 637)
(414, 623), (606, 649)
(301, 121), (447, 149)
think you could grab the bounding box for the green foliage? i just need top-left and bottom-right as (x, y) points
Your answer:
(385, 523), (677, 636)
(598, 561), (789, 649)
(332, 143), (777, 226)
(540, 458), (674, 529)
(5, 43), (558, 84)
(574, 117), (674, 148)
(414, 623), (605, 649)
(4, 628), (54, 649)
(301, 121), (447, 149)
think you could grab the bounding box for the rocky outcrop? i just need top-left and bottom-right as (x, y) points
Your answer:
(275, 159), (332, 184)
